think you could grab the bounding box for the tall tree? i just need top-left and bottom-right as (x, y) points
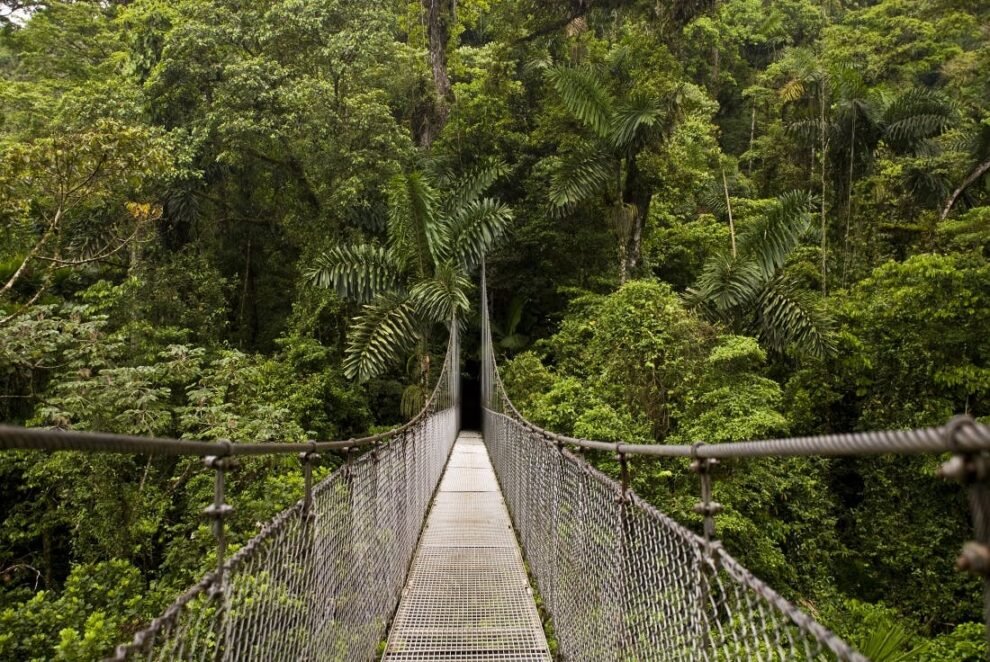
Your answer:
(544, 62), (681, 282)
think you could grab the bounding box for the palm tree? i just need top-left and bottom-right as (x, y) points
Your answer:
(689, 190), (835, 358)
(542, 62), (679, 283)
(306, 163), (512, 388)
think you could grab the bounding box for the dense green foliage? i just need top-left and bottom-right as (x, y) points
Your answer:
(1, 0), (989, 658)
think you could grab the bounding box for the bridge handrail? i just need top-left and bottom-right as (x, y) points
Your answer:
(482, 296), (987, 459)
(0, 322), (458, 458)
(494, 395), (990, 459)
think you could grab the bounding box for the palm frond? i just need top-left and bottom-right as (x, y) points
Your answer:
(786, 117), (824, 145)
(545, 65), (614, 138)
(548, 150), (614, 210)
(739, 190), (814, 280)
(443, 159), (511, 212)
(778, 78), (806, 103)
(855, 622), (929, 662)
(609, 93), (664, 149)
(447, 197), (513, 269)
(408, 262), (471, 323)
(343, 293), (420, 382)
(387, 172), (444, 277)
(694, 253), (766, 312)
(831, 62), (867, 102)
(883, 89), (954, 155)
(754, 276), (835, 358)
(305, 244), (403, 303)
(698, 169), (743, 219)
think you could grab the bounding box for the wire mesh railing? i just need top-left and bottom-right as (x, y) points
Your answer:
(0, 324), (460, 662)
(479, 263), (987, 661)
(482, 408), (861, 661)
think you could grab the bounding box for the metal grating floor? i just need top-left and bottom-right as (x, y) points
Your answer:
(382, 432), (552, 661)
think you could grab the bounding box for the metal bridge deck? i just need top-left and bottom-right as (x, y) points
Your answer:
(382, 432), (552, 661)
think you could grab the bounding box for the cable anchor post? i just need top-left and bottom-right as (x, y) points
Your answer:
(937, 415), (990, 636)
(690, 442), (721, 656)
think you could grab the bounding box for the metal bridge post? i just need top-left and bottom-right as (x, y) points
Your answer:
(615, 450), (632, 657)
(690, 444), (722, 546)
(203, 442), (236, 661)
(203, 446), (237, 590)
(298, 443), (319, 661)
(299, 443), (319, 521)
(690, 443), (721, 654)
(937, 415), (990, 642)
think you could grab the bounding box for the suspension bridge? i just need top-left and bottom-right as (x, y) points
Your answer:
(1, 270), (989, 661)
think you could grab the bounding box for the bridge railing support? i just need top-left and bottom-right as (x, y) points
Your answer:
(939, 415), (990, 639)
(202, 448), (236, 661)
(203, 448), (237, 592)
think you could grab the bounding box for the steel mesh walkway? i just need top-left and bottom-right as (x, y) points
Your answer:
(382, 432), (552, 661)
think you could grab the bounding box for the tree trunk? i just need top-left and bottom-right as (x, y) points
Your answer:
(747, 105), (756, 175)
(622, 158), (652, 281)
(0, 208), (60, 299)
(239, 238), (252, 337)
(843, 113), (856, 285)
(419, 0), (455, 148)
(819, 89), (828, 296)
(721, 166), (736, 257)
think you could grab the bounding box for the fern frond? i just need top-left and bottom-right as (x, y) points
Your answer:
(343, 294), (420, 382)
(305, 244), (403, 303)
(447, 198), (513, 269)
(545, 65), (614, 138)
(548, 150), (614, 210)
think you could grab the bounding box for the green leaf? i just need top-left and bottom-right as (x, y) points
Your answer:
(609, 93), (664, 149)
(447, 198), (513, 269)
(739, 190), (814, 280)
(548, 150), (613, 210)
(305, 244), (403, 303)
(343, 294), (420, 382)
(545, 65), (614, 139)
(408, 262), (471, 323)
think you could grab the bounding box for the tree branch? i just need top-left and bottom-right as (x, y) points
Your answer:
(0, 208), (60, 299)
(941, 157), (990, 221)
